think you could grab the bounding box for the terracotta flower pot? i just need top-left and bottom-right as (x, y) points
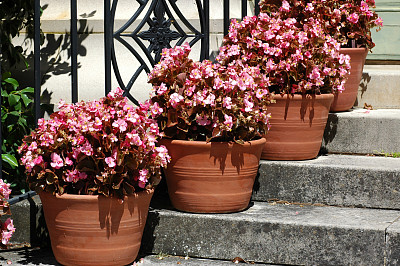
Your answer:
(160, 138), (266, 213)
(330, 47), (368, 112)
(262, 94), (334, 161)
(40, 189), (153, 266)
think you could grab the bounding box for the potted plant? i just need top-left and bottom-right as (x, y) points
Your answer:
(146, 43), (271, 213)
(259, 0), (383, 111)
(217, 12), (350, 160)
(0, 179), (15, 248)
(18, 88), (170, 266)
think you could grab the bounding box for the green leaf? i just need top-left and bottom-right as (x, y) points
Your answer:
(18, 117), (28, 127)
(21, 93), (33, 106)
(2, 154), (18, 168)
(9, 111), (20, 117)
(4, 78), (19, 90)
(20, 87), (34, 94)
(8, 94), (21, 106)
(1, 89), (9, 97)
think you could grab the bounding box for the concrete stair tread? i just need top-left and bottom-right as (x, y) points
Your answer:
(0, 248), (274, 265)
(143, 202), (400, 265)
(260, 153), (400, 170)
(323, 108), (400, 154)
(256, 154), (400, 209)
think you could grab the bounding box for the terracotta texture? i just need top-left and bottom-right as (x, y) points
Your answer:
(330, 48), (368, 112)
(40, 190), (153, 266)
(262, 94), (334, 161)
(160, 138), (266, 213)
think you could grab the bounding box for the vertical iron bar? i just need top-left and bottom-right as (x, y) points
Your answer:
(34, 0), (41, 126)
(255, 0), (260, 15)
(223, 0), (229, 36)
(204, 0), (209, 60)
(104, 0), (112, 95)
(71, 0), (78, 103)
(242, 0), (247, 18)
(0, 32), (2, 176)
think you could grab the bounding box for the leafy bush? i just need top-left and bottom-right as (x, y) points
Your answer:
(1, 73), (38, 194)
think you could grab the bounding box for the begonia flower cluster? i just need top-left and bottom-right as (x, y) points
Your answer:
(217, 12), (351, 95)
(260, 0), (382, 50)
(18, 88), (170, 199)
(0, 179), (15, 247)
(147, 43), (271, 142)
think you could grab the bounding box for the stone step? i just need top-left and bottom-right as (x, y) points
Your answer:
(0, 248), (275, 265)
(141, 202), (400, 266)
(322, 108), (400, 155)
(255, 154), (400, 210)
(356, 65), (400, 109)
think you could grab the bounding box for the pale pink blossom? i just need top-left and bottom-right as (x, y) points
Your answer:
(50, 153), (64, 169)
(347, 13), (359, 24)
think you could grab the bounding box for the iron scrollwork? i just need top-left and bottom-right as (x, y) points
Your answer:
(106, 0), (209, 105)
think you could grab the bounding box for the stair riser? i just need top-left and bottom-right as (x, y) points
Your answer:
(254, 160), (400, 209)
(141, 204), (400, 266)
(323, 110), (400, 154)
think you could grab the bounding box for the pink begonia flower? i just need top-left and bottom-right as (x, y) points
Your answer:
(224, 114), (233, 130)
(190, 68), (202, 80)
(256, 89), (267, 99)
(28, 142), (38, 151)
(4, 218), (15, 233)
(169, 93), (184, 108)
(138, 169), (148, 188)
(50, 153), (64, 169)
(305, 3), (314, 12)
(309, 67), (321, 80)
(186, 85), (196, 96)
(347, 13), (359, 24)
(81, 142), (94, 156)
(112, 118), (128, 132)
(223, 97), (232, 109)
(150, 102), (163, 116)
(157, 83), (168, 95)
(127, 133), (142, 146)
(203, 93), (216, 106)
(280, 0), (290, 12)
(375, 17), (383, 27)
(360, 1), (369, 12)
(33, 156), (43, 166)
(304, 51), (312, 58)
(297, 32), (308, 45)
(155, 146), (171, 165)
(65, 157), (74, 166)
(2, 231), (13, 245)
(196, 115), (211, 126)
(244, 97), (254, 112)
(105, 157), (116, 168)
(1, 218), (15, 245)
(0, 180), (11, 200)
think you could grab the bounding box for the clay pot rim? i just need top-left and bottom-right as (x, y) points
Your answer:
(272, 93), (334, 100)
(340, 47), (368, 53)
(39, 188), (154, 201)
(159, 138), (266, 147)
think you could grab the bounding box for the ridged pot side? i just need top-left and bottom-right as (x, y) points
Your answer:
(262, 94), (334, 161)
(40, 190), (154, 266)
(160, 138), (266, 213)
(330, 47), (368, 112)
